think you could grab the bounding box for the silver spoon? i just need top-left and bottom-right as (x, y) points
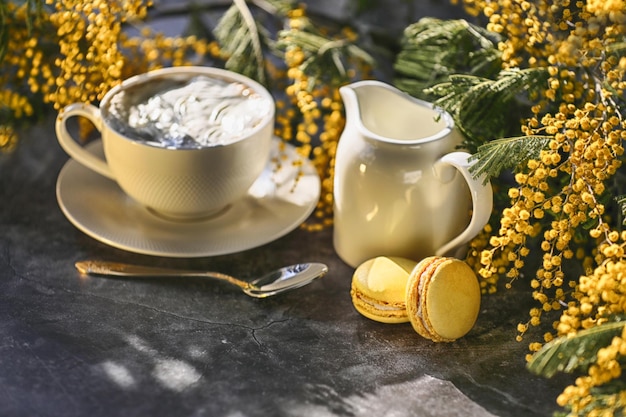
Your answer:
(75, 260), (328, 298)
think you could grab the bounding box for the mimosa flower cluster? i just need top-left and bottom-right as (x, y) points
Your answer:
(454, 0), (626, 414)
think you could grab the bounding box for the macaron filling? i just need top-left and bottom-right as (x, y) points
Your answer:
(416, 257), (447, 341)
(353, 292), (406, 312)
(405, 256), (437, 339)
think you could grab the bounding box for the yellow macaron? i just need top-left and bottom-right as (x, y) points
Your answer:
(406, 256), (481, 342)
(350, 256), (418, 324)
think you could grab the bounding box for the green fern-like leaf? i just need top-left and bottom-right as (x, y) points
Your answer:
(0, 1), (8, 63)
(253, 0), (296, 15)
(576, 381), (626, 416)
(275, 15), (374, 91)
(213, 0), (269, 84)
(0, 0), (45, 63)
(527, 318), (626, 378)
(616, 194), (626, 225)
(393, 18), (502, 101)
(606, 41), (626, 56)
(469, 135), (551, 181)
(426, 67), (550, 151)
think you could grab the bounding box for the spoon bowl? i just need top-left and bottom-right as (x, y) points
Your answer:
(244, 263), (328, 297)
(74, 260), (328, 298)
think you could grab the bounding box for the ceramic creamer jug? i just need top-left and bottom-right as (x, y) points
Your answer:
(333, 80), (493, 268)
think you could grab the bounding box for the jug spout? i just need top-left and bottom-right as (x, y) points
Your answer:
(338, 83), (361, 131)
(339, 80), (454, 143)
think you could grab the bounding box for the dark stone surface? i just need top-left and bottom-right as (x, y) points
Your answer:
(1, 116), (571, 417)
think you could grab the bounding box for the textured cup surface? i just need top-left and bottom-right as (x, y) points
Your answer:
(56, 67), (275, 219)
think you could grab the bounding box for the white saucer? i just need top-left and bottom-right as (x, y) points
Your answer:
(56, 138), (320, 257)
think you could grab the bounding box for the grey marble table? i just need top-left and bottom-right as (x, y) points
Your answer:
(1, 114), (571, 417)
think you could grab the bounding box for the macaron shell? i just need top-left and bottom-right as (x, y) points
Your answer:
(406, 256), (446, 340)
(364, 257), (416, 300)
(424, 258), (481, 341)
(351, 256), (416, 324)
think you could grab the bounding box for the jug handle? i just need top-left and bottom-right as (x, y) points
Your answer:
(433, 151), (493, 257)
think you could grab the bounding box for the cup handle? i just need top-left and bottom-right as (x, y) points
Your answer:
(55, 103), (115, 180)
(433, 151), (493, 257)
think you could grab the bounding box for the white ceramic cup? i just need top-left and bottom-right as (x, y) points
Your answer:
(55, 66), (275, 220)
(333, 80), (493, 267)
